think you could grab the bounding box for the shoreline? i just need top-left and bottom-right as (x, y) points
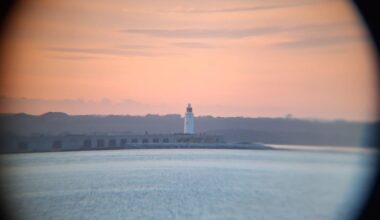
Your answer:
(1, 143), (275, 154)
(1, 143), (374, 154)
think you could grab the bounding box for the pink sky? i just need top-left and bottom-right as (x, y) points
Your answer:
(0, 0), (378, 121)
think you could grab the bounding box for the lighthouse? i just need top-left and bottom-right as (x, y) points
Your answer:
(184, 103), (194, 134)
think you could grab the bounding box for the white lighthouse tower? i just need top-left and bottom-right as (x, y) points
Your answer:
(184, 103), (194, 134)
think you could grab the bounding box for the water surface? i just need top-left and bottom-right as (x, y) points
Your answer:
(0, 148), (376, 220)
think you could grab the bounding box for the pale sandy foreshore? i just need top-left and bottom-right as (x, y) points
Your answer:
(270, 144), (377, 154)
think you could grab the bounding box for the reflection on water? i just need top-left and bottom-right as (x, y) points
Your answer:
(0, 148), (376, 220)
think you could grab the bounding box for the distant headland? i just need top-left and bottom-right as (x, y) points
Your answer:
(0, 104), (375, 153)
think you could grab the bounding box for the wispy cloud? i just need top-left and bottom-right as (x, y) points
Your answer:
(158, 0), (325, 14)
(46, 46), (162, 58)
(46, 21), (363, 60)
(121, 26), (282, 39)
(274, 35), (367, 49)
(50, 55), (97, 60)
(121, 21), (365, 51)
(172, 42), (214, 49)
(117, 44), (157, 49)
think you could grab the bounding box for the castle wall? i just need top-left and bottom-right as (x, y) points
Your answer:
(3, 133), (224, 153)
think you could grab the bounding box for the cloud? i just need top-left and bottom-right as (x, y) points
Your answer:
(46, 22), (363, 60)
(121, 26), (282, 39)
(117, 45), (157, 49)
(120, 21), (359, 41)
(46, 46), (162, 58)
(172, 42), (214, 48)
(159, 0), (325, 14)
(50, 55), (97, 60)
(274, 35), (366, 49)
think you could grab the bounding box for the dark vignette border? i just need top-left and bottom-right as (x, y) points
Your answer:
(0, 0), (378, 219)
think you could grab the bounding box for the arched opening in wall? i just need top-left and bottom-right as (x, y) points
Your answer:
(108, 139), (116, 147)
(17, 141), (28, 151)
(96, 139), (104, 148)
(120, 139), (127, 146)
(52, 140), (62, 150)
(132, 138), (138, 143)
(83, 139), (92, 148)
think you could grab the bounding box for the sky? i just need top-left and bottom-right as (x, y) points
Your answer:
(0, 0), (378, 121)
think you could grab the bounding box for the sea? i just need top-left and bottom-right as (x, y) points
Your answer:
(0, 146), (377, 220)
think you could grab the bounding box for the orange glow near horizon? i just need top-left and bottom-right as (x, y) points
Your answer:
(0, 0), (378, 121)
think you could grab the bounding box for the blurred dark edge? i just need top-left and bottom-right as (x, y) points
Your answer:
(0, 0), (378, 219)
(353, 0), (380, 219)
(0, 0), (18, 219)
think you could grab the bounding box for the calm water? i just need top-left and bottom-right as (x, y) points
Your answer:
(0, 148), (376, 220)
